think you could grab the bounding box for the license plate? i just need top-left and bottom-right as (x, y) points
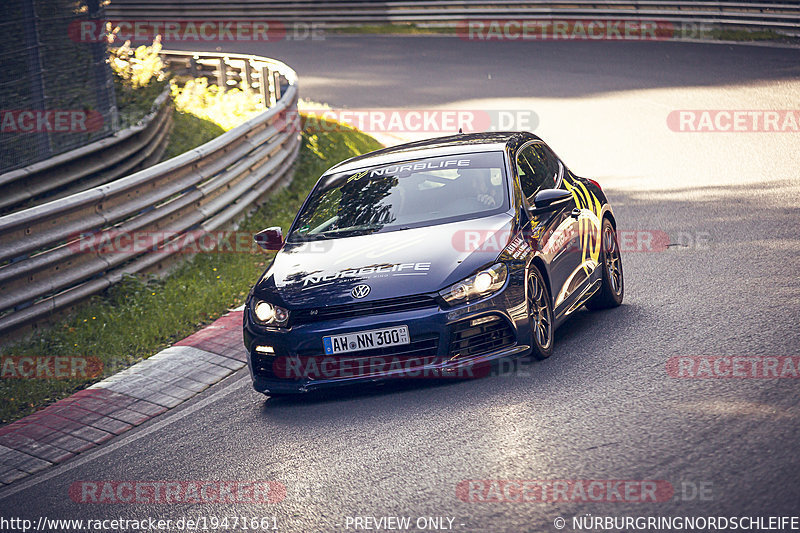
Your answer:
(323, 326), (410, 355)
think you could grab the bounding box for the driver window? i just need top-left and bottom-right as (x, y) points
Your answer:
(516, 144), (559, 203)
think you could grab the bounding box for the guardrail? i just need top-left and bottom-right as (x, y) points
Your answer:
(162, 51), (288, 107)
(0, 89), (172, 214)
(0, 50), (291, 216)
(105, 1), (800, 33)
(0, 51), (300, 337)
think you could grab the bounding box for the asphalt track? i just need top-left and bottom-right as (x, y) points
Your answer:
(1, 36), (800, 532)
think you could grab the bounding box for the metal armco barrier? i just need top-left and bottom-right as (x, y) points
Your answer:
(0, 50), (292, 215)
(0, 88), (173, 213)
(160, 51), (288, 104)
(104, 1), (800, 33)
(0, 51), (300, 337)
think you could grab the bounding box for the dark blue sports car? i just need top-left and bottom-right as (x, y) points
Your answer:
(244, 132), (623, 395)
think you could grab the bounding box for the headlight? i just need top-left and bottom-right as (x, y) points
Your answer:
(253, 300), (289, 327)
(439, 263), (507, 305)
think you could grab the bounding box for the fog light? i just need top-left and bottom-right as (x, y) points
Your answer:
(470, 315), (500, 327)
(255, 345), (275, 355)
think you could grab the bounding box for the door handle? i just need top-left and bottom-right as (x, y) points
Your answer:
(570, 208), (581, 219)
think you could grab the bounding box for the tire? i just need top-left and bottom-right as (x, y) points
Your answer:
(586, 218), (624, 310)
(527, 266), (554, 360)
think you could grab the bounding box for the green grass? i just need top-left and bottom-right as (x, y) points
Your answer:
(115, 77), (170, 130)
(161, 77), (266, 161)
(327, 22), (799, 44)
(161, 110), (226, 161)
(328, 23), (456, 35)
(0, 120), (383, 425)
(706, 28), (800, 43)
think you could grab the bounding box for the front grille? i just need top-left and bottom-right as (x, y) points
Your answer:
(448, 316), (515, 358)
(290, 294), (438, 326)
(253, 336), (442, 381)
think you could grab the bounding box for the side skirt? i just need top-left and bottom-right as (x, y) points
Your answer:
(553, 272), (603, 326)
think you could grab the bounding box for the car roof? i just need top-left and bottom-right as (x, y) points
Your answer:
(327, 131), (538, 174)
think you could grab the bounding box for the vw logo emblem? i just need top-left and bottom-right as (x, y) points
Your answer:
(351, 284), (371, 299)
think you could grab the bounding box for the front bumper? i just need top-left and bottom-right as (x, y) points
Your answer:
(243, 285), (530, 394)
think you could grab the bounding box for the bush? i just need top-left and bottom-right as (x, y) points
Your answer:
(109, 36), (168, 128)
(170, 77), (263, 132)
(109, 35), (166, 89)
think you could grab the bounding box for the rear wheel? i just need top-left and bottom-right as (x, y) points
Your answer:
(527, 266), (554, 360)
(586, 218), (624, 310)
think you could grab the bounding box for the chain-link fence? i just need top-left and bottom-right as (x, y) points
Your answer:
(0, 0), (118, 173)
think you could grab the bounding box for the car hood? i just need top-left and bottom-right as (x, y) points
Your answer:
(255, 213), (515, 307)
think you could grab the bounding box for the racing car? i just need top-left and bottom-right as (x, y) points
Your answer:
(244, 131), (623, 394)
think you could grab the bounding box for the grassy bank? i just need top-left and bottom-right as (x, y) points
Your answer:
(329, 22), (800, 44)
(161, 109), (225, 161)
(706, 28), (799, 43)
(162, 73), (267, 160)
(329, 23), (456, 35)
(0, 120), (383, 425)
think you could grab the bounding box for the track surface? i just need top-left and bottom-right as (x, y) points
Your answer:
(2, 37), (800, 531)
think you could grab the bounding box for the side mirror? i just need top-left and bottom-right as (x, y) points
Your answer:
(531, 189), (573, 212)
(254, 226), (283, 251)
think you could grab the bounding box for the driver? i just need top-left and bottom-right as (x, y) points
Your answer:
(459, 169), (500, 207)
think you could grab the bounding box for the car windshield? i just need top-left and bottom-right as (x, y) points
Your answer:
(288, 152), (508, 242)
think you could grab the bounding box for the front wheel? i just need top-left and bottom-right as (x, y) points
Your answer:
(586, 218), (624, 310)
(527, 266), (554, 360)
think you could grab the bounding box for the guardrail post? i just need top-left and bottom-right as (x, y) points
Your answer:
(273, 71), (282, 103)
(261, 66), (276, 107)
(217, 58), (228, 91)
(243, 60), (253, 91)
